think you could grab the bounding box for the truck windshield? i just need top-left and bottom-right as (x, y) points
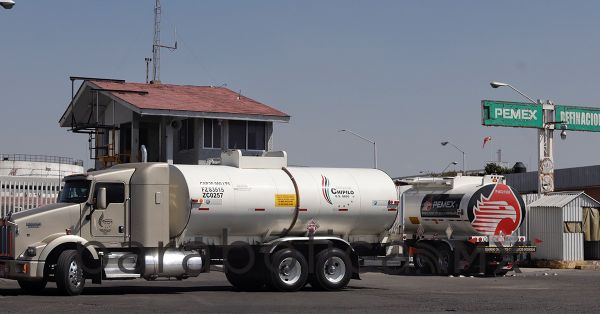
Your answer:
(59, 180), (91, 204)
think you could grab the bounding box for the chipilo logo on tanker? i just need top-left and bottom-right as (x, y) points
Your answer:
(321, 175), (356, 206)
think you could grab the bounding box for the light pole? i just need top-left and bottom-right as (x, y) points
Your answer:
(441, 161), (458, 176)
(338, 129), (377, 169)
(0, 0), (15, 9)
(490, 81), (564, 194)
(441, 141), (466, 174)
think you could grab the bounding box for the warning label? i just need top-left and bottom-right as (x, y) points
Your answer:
(275, 194), (297, 207)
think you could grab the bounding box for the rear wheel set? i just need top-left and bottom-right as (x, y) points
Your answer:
(224, 246), (353, 292)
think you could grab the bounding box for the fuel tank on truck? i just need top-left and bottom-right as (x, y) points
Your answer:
(400, 175), (526, 239)
(168, 150), (399, 244)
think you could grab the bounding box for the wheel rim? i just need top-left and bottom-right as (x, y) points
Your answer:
(323, 256), (346, 284)
(278, 257), (302, 286)
(68, 259), (82, 288)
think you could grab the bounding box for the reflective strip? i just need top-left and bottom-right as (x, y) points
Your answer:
(298, 208), (307, 212)
(198, 208), (209, 211)
(254, 208), (265, 211)
(338, 208), (348, 212)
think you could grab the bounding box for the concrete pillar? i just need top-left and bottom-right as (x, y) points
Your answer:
(196, 118), (204, 164)
(166, 125), (174, 165)
(266, 122), (274, 151)
(131, 113), (140, 163)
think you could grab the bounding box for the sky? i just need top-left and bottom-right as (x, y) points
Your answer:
(2, 0), (600, 177)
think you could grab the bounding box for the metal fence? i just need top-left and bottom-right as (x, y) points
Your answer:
(0, 153), (84, 166)
(0, 177), (62, 217)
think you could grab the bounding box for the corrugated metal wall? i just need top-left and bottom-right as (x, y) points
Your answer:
(529, 194), (599, 261)
(0, 177), (61, 217)
(563, 233), (584, 260)
(561, 198), (584, 260)
(505, 165), (600, 194)
(530, 206), (563, 260)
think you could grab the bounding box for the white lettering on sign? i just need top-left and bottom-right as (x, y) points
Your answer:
(560, 111), (600, 127)
(494, 108), (538, 120)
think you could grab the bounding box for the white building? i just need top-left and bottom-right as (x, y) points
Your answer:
(0, 154), (84, 216)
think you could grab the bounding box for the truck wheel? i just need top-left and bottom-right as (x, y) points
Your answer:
(55, 250), (85, 296)
(267, 248), (308, 292)
(225, 269), (266, 291)
(17, 279), (47, 294)
(437, 246), (455, 276)
(309, 248), (352, 291)
(414, 243), (437, 275)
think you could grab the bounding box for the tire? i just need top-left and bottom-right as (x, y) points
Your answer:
(437, 246), (455, 276)
(17, 279), (47, 294)
(55, 249), (85, 296)
(224, 245), (266, 291)
(225, 268), (266, 291)
(309, 248), (352, 291)
(414, 242), (437, 275)
(267, 248), (308, 292)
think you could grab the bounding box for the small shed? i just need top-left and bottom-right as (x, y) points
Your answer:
(528, 192), (600, 261)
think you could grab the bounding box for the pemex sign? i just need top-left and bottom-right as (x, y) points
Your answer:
(481, 100), (543, 128)
(555, 106), (600, 132)
(483, 100), (600, 132)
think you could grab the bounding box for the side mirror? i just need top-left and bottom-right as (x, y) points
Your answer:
(97, 187), (108, 210)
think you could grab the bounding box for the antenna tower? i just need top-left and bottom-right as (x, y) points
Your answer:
(151, 0), (177, 84)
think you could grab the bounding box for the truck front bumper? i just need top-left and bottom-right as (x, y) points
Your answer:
(0, 259), (45, 280)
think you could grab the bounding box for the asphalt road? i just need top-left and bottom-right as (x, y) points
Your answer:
(1, 268), (599, 313)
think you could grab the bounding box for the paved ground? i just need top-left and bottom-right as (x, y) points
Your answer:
(1, 268), (599, 313)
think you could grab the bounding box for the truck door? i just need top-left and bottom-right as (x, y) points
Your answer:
(90, 182), (127, 242)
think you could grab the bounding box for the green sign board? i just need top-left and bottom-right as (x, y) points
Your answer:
(481, 100), (544, 128)
(555, 105), (600, 132)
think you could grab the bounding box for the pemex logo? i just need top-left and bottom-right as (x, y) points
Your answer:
(321, 175), (333, 205)
(467, 184), (525, 236)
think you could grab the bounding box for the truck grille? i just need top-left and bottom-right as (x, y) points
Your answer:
(0, 220), (15, 259)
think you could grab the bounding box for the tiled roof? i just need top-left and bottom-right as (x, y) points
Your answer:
(88, 80), (289, 118)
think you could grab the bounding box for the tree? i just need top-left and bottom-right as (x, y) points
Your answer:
(484, 163), (513, 175)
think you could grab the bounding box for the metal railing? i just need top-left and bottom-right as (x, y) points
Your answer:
(0, 154), (84, 166)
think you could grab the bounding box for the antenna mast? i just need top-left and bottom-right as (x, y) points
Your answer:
(151, 0), (177, 84)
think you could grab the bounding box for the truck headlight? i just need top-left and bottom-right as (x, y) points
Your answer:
(25, 246), (37, 257)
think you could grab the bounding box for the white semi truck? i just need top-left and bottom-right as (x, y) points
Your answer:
(0, 150), (533, 295)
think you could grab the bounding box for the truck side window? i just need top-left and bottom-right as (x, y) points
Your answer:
(94, 183), (125, 205)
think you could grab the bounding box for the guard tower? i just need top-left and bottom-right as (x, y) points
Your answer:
(59, 77), (290, 169)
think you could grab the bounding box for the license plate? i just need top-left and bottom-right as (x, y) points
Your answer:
(482, 246), (536, 253)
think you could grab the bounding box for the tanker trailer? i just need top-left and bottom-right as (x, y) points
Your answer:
(397, 175), (535, 276)
(0, 150), (402, 295)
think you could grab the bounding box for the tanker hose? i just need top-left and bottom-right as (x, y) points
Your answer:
(279, 167), (300, 238)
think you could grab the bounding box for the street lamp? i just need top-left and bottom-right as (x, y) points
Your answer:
(441, 141), (466, 174)
(0, 0), (15, 9)
(441, 161), (458, 175)
(490, 81), (537, 104)
(338, 129), (377, 169)
(490, 80), (560, 194)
